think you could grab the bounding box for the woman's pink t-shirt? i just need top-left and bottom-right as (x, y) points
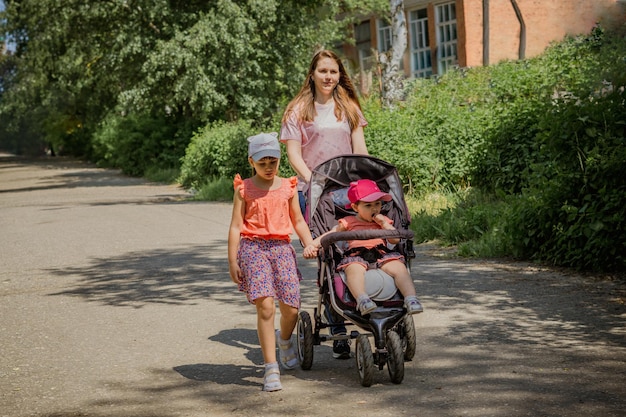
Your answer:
(280, 101), (368, 190)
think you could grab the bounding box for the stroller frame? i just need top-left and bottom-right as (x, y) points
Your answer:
(296, 155), (418, 386)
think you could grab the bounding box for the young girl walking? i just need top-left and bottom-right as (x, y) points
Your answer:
(227, 132), (315, 392)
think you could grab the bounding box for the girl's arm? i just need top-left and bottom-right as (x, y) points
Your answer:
(227, 187), (245, 283)
(373, 214), (399, 245)
(289, 192), (315, 258)
(303, 223), (343, 258)
(350, 125), (368, 155)
(285, 139), (313, 183)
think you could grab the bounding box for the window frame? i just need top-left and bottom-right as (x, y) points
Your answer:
(408, 7), (432, 78)
(435, 1), (458, 75)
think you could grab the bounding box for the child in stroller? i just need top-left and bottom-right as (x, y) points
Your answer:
(297, 154), (421, 386)
(304, 179), (423, 316)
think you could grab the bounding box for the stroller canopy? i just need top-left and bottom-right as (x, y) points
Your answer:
(307, 155), (411, 238)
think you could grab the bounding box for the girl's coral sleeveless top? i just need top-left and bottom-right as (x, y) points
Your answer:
(234, 174), (298, 241)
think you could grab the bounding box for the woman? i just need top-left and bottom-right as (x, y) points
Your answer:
(280, 49), (369, 359)
(280, 49), (369, 213)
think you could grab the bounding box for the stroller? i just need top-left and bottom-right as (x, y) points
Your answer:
(296, 155), (418, 386)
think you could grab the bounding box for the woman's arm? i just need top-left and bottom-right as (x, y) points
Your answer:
(350, 125), (368, 155)
(285, 139), (313, 183)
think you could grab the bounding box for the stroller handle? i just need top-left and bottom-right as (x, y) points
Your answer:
(319, 229), (414, 250)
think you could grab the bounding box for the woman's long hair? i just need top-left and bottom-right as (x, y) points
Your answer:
(282, 50), (363, 131)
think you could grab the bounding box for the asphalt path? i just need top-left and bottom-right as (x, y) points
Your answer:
(1, 153), (625, 417)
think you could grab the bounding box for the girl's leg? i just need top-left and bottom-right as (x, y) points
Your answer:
(380, 260), (423, 313)
(256, 296), (285, 391)
(278, 302), (298, 340)
(380, 260), (416, 297)
(344, 263), (376, 315)
(276, 301), (299, 369)
(271, 241), (301, 369)
(344, 263), (368, 298)
(255, 296), (277, 364)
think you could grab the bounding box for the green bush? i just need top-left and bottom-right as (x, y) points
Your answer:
(178, 120), (254, 190)
(192, 177), (234, 201)
(406, 26), (626, 272)
(177, 120), (290, 191)
(92, 111), (191, 177)
(364, 98), (438, 193)
(507, 80), (626, 271)
(366, 66), (497, 194)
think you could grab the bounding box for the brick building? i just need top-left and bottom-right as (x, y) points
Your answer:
(343, 0), (625, 80)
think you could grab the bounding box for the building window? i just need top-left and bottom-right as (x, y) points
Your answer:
(409, 8), (432, 78)
(435, 2), (458, 75)
(377, 19), (392, 53)
(355, 20), (374, 71)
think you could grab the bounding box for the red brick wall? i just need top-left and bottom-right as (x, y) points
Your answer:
(342, 0), (625, 82)
(462, 0), (625, 67)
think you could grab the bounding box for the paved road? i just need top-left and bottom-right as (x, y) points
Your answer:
(1, 154), (625, 417)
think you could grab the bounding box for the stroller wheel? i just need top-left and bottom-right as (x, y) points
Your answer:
(297, 311), (314, 370)
(401, 314), (417, 361)
(355, 334), (374, 387)
(386, 330), (405, 384)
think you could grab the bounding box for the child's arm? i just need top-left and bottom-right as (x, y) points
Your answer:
(227, 187), (245, 284)
(303, 223), (343, 258)
(373, 214), (400, 245)
(288, 192), (315, 258)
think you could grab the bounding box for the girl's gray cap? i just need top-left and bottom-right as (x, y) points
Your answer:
(247, 132), (281, 161)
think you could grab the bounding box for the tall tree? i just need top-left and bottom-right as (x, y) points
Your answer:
(379, 0), (407, 108)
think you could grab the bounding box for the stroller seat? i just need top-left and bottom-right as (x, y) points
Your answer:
(332, 269), (405, 310)
(320, 184), (410, 312)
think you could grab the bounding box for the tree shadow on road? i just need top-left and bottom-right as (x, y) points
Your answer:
(0, 154), (190, 204)
(33, 250), (626, 417)
(1, 155), (159, 190)
(416, 256), (626, 349)
(46, 241), (321, 309)
(46, 242), (250, 308)
(174, 328), (264, 386)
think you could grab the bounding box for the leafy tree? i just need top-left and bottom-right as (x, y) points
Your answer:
(0, 0), (385, 159)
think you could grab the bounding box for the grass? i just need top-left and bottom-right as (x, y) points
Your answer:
(408, 188), (513, 259)
(192, 177), (234, 201)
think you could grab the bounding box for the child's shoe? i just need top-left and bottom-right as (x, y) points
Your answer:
(275, 329), (299, 370)
(404, 296), (424, 314)
(263, 362), (282, 392)
(357, 296), (377, 315)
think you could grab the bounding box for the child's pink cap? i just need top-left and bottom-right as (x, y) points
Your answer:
(345, 179), (392, 209)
